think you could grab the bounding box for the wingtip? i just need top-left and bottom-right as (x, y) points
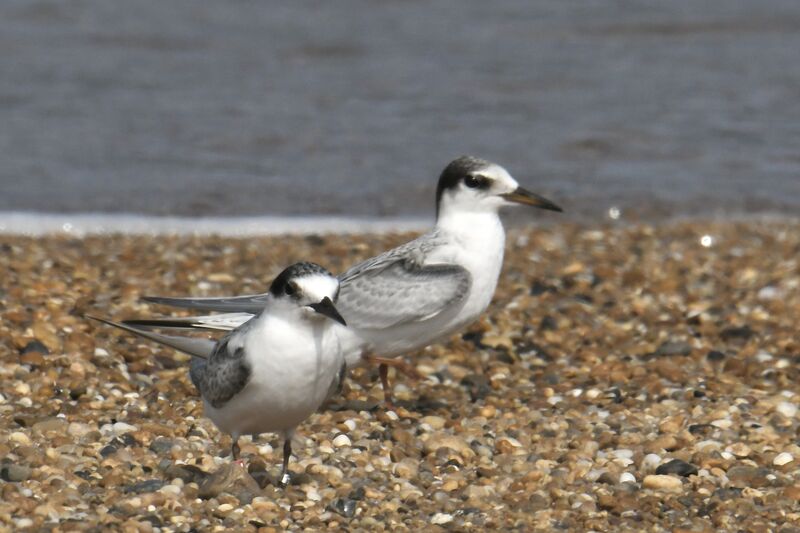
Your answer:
(85, 313), (113, 326)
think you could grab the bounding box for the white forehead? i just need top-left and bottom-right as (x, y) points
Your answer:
(296, 274), (339, 300)
(479, 163), (518, 188)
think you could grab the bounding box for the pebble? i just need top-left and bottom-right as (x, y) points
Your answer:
(420, 415), (446, 430)
(423, 434), (474, 458)
(643, 475), (683, 492)
(0, 464), (32, 482)
(332, 434), (352, 448)
(393, 459), (419, 479)
(641, 454), (662, 473)
(773, 453), (794, 466)
(711, 419), (732, 430)
(726, 443), (752, 458)
(776, 402), (797, 419)
(8, 432), (32, 446)
(726, 466), (772, 488)
(431, 513), (454, 525)
(655, 459), (698, 477)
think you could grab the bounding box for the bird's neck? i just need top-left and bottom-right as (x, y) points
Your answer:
(434, 208), (505, 252)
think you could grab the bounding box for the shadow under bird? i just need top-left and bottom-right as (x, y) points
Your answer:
(90, 262), (348, 487)
(126, 156), (562, 403)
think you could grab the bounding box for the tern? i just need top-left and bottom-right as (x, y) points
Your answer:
(90, 262), (348, 487)
(127, 156), (562, 403)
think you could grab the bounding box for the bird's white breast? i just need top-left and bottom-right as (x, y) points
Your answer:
(205, 312), (344, 437)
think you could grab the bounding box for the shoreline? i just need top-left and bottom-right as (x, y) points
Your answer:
(0, 210), (797, 237)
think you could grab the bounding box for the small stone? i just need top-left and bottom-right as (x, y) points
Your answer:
(112, 422), (138, 435)
(332, 434), (352, 448)
(656, 459), (698, 477)
(655, 341), (692, 357)
(643, 475), (683, 492)
(720, 325), (755, 342)
(15, 517), (35, 529)
(726, 466), (772, 488)
(658, 415), (685, 434)
(199, 463), (259, 499)
(32, 417), (67, 434)
(149, 437), (175, 455)
(641, 454), (662, 473)
(773, 452), (794, 466)
(420, 416), (446, 430)
(776, 402), (797, 419)
(67, 422), (93, 437)
(99, 444), (117, 457)
(784, 486), (800, 501)
(619, 472), (636, 484)
(495, 437), (524, 454)
(711, 419), (732, 429)
(431, 513), (454, 525)
(424, 433), (475, 459)
(393, 458), (419, 479)
(1, 464), (32, 482)
(124, 479), (164, 494)
(9, 431), (32, 446)
(727, 443), (752, 458)
(163, 464), (209, 485)
(21, 339), (49, 355)
(329, 498), (357, 518)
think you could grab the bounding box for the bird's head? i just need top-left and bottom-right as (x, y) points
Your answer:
(269, 262), (346, 325)
(435, 156), (562, 219)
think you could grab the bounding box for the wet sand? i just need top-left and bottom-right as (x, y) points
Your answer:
(1, 219), (799, 530)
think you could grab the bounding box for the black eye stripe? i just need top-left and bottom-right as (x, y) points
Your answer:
(464, 174), (491, 189)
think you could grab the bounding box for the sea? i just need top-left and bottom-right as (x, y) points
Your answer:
(1, 0), (798, 235)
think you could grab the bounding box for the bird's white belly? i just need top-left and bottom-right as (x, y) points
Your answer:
(206, 320), (342, 438)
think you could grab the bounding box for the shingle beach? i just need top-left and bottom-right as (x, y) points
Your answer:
(1, 219), (799, 531)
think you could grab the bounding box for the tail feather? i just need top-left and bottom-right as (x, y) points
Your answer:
(87, 315), (215, 360)
(122, 312), (251, 332)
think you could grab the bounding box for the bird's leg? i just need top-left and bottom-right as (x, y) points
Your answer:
(379, 363), (392, 405)
(231, 437), (245, 467)
(362, 352), (424, 406)
(279, 437), (292, 488)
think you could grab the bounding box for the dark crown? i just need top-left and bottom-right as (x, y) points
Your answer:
(435, 156), (491, 216)
(269, 262), (334, 296)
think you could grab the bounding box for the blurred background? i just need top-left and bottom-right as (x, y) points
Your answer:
(2, 0), (799, 224)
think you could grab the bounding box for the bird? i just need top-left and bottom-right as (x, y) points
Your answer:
(89, 262), (348, 487)
(125, 156), (562, 403)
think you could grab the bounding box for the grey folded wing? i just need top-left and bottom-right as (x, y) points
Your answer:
(336, 259), (471, 330)
(143, 293), (270, 314)
(192, 334), (251, 409)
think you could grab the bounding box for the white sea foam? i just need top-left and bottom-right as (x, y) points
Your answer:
(0, 212), (430, 237)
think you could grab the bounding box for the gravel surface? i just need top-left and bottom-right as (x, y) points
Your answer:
(1, 220), (799, 531)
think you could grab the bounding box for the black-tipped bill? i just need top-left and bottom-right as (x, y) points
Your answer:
(308, 297), (347, 326)
(501, 187), (563, 212)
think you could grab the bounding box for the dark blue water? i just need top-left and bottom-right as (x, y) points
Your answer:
(2, 0), (799, 221)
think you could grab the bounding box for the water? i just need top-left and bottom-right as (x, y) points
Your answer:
(2, 0), (799, 225)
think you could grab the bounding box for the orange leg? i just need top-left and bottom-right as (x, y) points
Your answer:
(362, 352), (423, 406)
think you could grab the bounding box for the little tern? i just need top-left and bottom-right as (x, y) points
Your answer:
(90, 262), (348, 487)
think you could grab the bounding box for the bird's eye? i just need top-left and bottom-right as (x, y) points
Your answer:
(464, 175), (487, 189)
(285, 283), (297, 296)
